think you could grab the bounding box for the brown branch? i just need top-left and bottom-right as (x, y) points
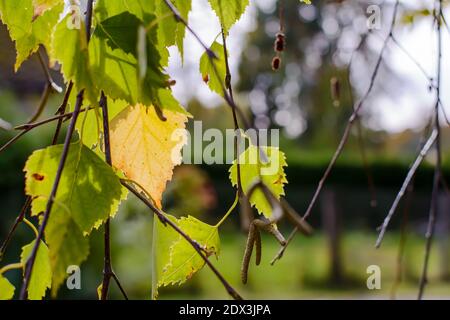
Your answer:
(375, 129), (437, 248)
(121, 180), (243, 300)
(0, 82), (74, 262)
(19, 90), (85, 299)
(162, 0), (251, 131)
(418, 0), (443, 299)
(0, 197), (32, 262)
(99, 92), (128, 300)
(272, 0), (400, 263)
(0, 106), (92, 155)
(37, 50), (62, 93)
(52, 82), (74, 144)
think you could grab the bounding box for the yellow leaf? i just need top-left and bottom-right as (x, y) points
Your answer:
(110, 104), (188, 207)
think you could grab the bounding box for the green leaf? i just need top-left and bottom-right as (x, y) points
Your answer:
(20, 240), (52, 300)
(229, 146), (288, 217)
(155, 0), (192, 63)
(89, 11), (168, 107)
(77, 98), (129, 150)
(94, 0), (155, 21)
(199, 41), (227, 96)
(45, 210), (89, 296)
(24, 141), (125, 234)
(50, 12), (96, 101)
(0, 0), (63, 71)
(32, 0), (63, 16)
(208, 0), (249, 35)
(0, 275), (15, 300)
(152, 215), (220, 298)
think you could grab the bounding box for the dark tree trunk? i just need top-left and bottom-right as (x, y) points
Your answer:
(321, 188), (344, 284)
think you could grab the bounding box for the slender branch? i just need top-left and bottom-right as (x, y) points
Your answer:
(27, 83), (52, 124)
(99, 92), (128, 300)
(375, 129), (437, 247)
(162, 0), (216, 58)
(272, 1), (400, 262)
(121, 180), (243, 300)
(0, 197), (32, 262)
(52, 81), (74, 144)
(0, 106), (92, 155)
(85, 0), (94, 42)
(19, 90), (85, 299)
(418, 0), (443, 299)
(221, 30), (244, 201)
(37, 50), (62, 93)
(162, 0), (251, 131)
(0, 82), (74, 262)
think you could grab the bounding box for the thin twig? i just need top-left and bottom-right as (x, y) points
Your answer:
(0, 106), (92, 155)
(99, 92), (128, 300)
(0, 198), (32, 262)
(27, 83), (52, 124)
(19, 90), (85, 299)
(221, 30), (244, 200)
(272, 1), (400, 262)
(52, 82), (74, 144)
(418, 0), (443, 299)
(0, 83), (74, 262)
(162, 0), (251, 131)
(121, 180), (243, 300)
(375, 129), (437, 247)
(37, 50), (62, 93)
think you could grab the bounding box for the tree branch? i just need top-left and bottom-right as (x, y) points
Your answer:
(272, 0), (400, 263)
(19, 90), (85, 299)
(99, 92), (128, 300)
(121, 180), (243, 300)
(375, 129), (437, 248)
(418, 0), (443, 299)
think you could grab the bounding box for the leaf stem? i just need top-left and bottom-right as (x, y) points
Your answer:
(0, 263), (23, 275)
(23, 218), (39, 238)
(215, 192), (239, 227)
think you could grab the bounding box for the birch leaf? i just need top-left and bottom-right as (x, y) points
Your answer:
(199, 41), (227, 96)
(152, 214), (220, 298)
(0, 0), (63, 71)
(208, 0), (249, 35)
(20, 240), (52, 300)
(24, 141), (124, 234)
(229, 146), (288, 217)
(110, 104), (188, 208)
(0, 275), (15, 300)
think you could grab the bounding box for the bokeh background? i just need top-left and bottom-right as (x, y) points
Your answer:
(1, 0), (450, 299)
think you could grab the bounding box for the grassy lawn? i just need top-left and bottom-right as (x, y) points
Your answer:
(154, 231), (450, 300)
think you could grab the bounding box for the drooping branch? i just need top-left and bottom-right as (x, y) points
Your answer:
(0, 197), (32, 262)
(162, 0), (251, 131)
(0, 106), (93, 155)
(0, 82), (75, 261)
(375, 129), (437, 248)
(121, 180), (243, 300)
(271, 1), (400, 263)
(99, 92), (128, 300)
(19, 90), (85, 299)
(418, 0), (443, 300)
